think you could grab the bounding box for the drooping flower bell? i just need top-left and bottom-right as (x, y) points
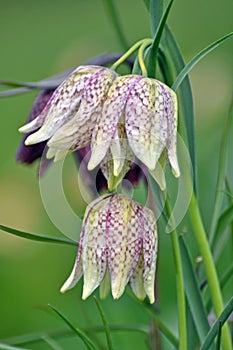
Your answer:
(19, 65), (180, 190)
(60, 194), (157, 303)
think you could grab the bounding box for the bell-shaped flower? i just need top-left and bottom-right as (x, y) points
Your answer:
(88, 74), (180, 188)
(60, 194), (157, 303)
(19, 65), (118, 161)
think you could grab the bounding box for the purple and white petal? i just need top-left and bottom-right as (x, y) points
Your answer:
(88, 75), (142, 171)
(106, 195), (142, 299)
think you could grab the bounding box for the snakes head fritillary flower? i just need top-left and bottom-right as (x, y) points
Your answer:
(19, 65), (118, 161)
(19, 65), (180, 190)
(60, 194), (157, 303)
(88, 74), (180, 190)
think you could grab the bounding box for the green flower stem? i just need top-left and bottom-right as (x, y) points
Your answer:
(137, 39), (152, 76)
(165, 199), (187, 350)
(188, 194), (232, 350)
(111, 39), (151, 71)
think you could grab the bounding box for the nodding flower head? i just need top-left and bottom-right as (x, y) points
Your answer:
(60, 194), (158, 303)
(19, 65), (180, 189)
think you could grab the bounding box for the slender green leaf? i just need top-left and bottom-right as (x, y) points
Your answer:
(2, 325), (149, 347)
(93, 297), (114, 350)
(172, 32), (233, 91)
(214, 204), (233, 243)
(0, 345), (28, 350)
(209, 102), (233, 247)
(48, 304), (98, 350)
(0, 87), (32, 97)
(148, 0), (174, 78)
(200, 296), (233, 350)
(216, 323), (222, 350)
(179, 237), (210, 343)
(41, 335), (63, 350)
(142, 0), (149, 10)
(162, 26), (197, 193)
(150, 0), (163, 37)
(220, 263), (233, 289)
(0, 224), (77, 246)
(0, 53), (129, 97)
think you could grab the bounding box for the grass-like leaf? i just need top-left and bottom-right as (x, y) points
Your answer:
(41, 335), (63, 350)
(147, 0), (174, 78)
(209, 102), (233, 247)
(0, 53), (129, 97)
(0, 344), (29, 350)
(200, 296), (233, 350)
(93, 297), (114, 350)
(149, 0), (163, 37)
(214, 204), (233, 245)
(0, 224), (77, 246)
(179, 237), (210, 344)
(172, 32), (233, 91)
(48, 304), (98, 350)
(162, 26), (197, 193)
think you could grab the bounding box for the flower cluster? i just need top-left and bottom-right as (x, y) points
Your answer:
(19, 65), (179, 190)
(19, 64), (180, 302)
(60, 194), (157, 303)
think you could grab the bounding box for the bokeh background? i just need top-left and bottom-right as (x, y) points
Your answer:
(0, 0), (232, 349)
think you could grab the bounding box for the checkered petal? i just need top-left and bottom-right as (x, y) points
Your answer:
(158, 83), (180, 177)
(23, 66), (116, 147)
(106, 195), (143, 299)
(141, 207), (158, 303)
(130, 252), (146, 301)
(47, 68), (117, 153)
(60, 195), (110, 298)
(125, 78), (167, 171)
(88, 75), (142, 171)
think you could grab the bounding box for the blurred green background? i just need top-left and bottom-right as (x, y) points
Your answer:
(0, 0), (232, 349)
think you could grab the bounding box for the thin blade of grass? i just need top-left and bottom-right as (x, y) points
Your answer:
(93, 297), (114, 350)
(149, 0), (163, 37)
(147, 0), (174, 78)
(209, 102), (233, 247)
(172, 32), (233, 91)
(41, 335), (63, 350)
(0, 224), (77, 246)
(0, 345), (29, 350)
(179, 237), (210, 344)
(48, 304), (98, 350)
(162, 26), (197, 193)
(214, 204), (233, 245)
(200, 296), (233, 350)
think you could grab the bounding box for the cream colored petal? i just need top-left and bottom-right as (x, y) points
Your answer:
(24, 66), (107, 145)
(125, 78), (167, 171)
(19, 115), (45, 134)
(130, 252), (146, 301)
(60, 256), (83, 293)
(88, 75), (142, 171)
(157, 83), (180, 177)
(149, 151), (167, 191)
(141, 207), (158, 304)
(81, 195), (112, 299)
(106, 195), (142, 300)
